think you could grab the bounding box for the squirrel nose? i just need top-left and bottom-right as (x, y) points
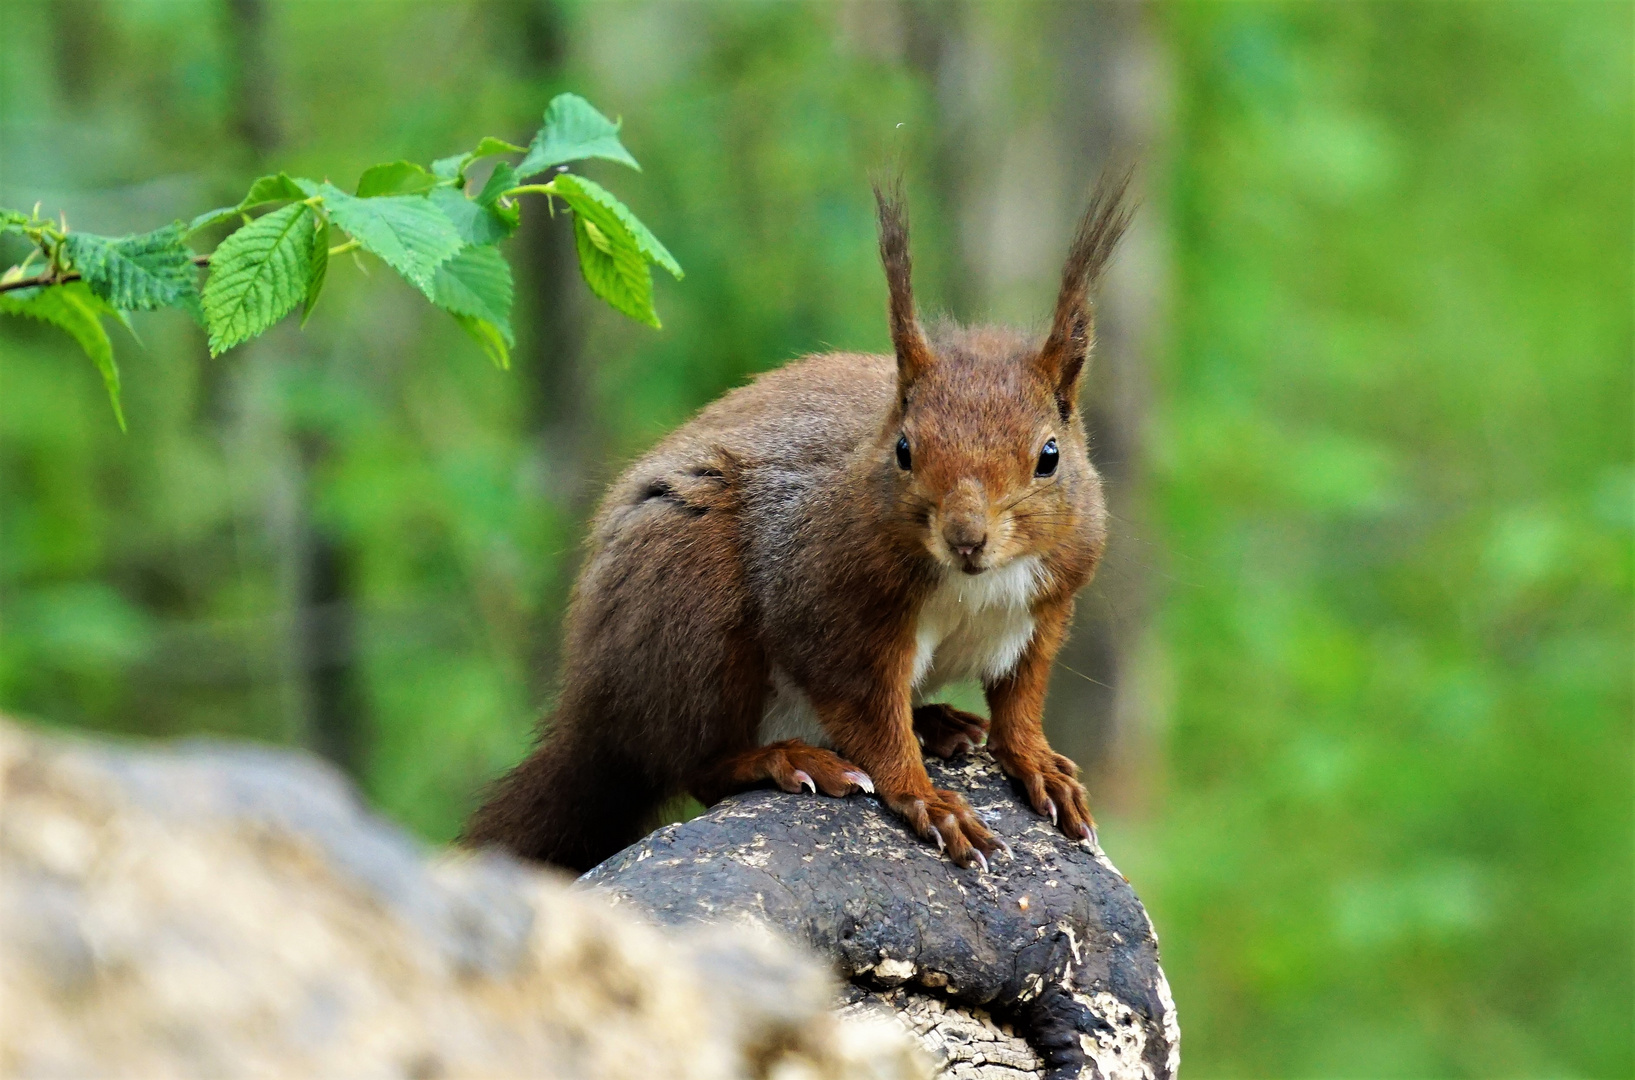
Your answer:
(945, 528), (987, 560)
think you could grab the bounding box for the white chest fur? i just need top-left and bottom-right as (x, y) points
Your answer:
(758, 555), (1045, 748)
(912, 555), (1044, 691)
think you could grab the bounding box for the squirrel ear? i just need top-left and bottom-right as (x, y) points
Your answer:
(874, 177), (935, 390)
(1035, 168), (1135, 419)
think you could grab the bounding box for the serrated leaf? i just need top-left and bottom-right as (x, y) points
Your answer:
(242, 173), (308, 207)
(450, 312), (510, 369)
(356, 160), (437, 198)
(428, 188), (500, 247)
(551, 173), (682, 280)
(201, 202), (314, 355)
(451, 313), (511, 369)
(64, 223), (202, 321)
(0, 281), (124, 429)
(478, 161), (518, 206)
(472, 136), (526, 160)
(2, 208), (27, 237)
(303, 216), (328, 327)
(428, 166), (519, 248)
(432, 245), (514, 346)
(188, 173), (311, 234)
(187, 205), (242, 234)
(316, 184), (462, 299)
(571, 208), (657, 328)
(432, 137), (527, 183)
(517, 93), (641, 178)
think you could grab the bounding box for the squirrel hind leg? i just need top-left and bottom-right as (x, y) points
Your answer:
(691, 740), (874, 806)
(911, 702), (990, 759)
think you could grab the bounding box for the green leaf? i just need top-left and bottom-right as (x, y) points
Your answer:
(472, 136), (527, 160)
(551, 173), (682, 280)
(242, 172), (308, 207)
(1, 208), (27, 237)
(571, 207), (658, 328)
(356, 160), (437, 198)
(315, 184), (462, 299)
(478, 161), (519, 207)
(450, 313), (511, 369)
(427, 163), (519, 248)
(432, 245), (514, 345)
(0, 282), (124, 429)
(201, 202), (314, 355)
(302, 216), (328, 327)
(433, 137), (527, 182)
(517, 93), (641, 178)
(188, 173), (311, 234)
(187, 205), (244, 234)
(64, 223), (202, 321)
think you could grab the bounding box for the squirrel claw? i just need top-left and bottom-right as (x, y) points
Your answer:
(1045, 798), (1058, 826)
(971, 849), (989, 874)
(844, 770), (875, 794)
(793, 770), (816, 794)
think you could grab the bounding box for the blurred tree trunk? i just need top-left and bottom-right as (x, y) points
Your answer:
(1046, 2), (1170, 818)
(901, 1), (1170, 818)
(224, 0), (367, 775)
(900, 1), (979, 316)
(499, 0), (588, 708)
(48, 1), (110, 108)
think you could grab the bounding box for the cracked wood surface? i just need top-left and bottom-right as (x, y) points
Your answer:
(582, 750), (1180, 1080)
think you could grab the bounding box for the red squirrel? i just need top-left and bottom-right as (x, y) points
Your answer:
(464, 173), (1132, 872)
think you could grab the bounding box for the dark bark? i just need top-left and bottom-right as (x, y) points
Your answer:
(583, 749), (1179, 1080)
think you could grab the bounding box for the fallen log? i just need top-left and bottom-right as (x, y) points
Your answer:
(583, 749), (1180, 1080)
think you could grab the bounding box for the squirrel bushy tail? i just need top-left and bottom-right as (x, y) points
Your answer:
(462, 714), (657, 872)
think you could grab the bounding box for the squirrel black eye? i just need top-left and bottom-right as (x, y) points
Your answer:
(1035, 438), (1059, 477)
(895, 434), (912, 471)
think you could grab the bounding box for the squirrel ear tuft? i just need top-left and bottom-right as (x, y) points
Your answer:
(874, 176), (935, 390)
(1035, 167), (1135, 416)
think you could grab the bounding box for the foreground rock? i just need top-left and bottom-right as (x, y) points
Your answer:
(584, 751), (1180, 1080)
(0, 719), (926, 1080)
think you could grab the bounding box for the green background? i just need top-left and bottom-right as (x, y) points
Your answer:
(2, 2), (1629, 1076)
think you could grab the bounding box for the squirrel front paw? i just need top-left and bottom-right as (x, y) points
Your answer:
(991, 744), (1096, 845)
(911, 703), (989, 759)
(884, 787), (1006, 871)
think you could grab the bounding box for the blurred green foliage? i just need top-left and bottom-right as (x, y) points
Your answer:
(0, 2), (1628, 1076)
(1123, 4), (1633, 1076)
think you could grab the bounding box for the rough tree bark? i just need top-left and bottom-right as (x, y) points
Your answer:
(584, 750), (1180, 1080)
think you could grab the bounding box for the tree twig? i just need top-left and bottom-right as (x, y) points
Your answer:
(0, 253), (212, 296)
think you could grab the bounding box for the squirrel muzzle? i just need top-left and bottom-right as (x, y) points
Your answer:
(936, 478), (993, 574)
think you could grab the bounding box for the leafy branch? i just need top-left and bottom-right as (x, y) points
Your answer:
(0, 94), (683, 429)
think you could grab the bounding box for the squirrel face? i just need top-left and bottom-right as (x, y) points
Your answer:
(872, 172), (1131, 582)
(884, 327), (1095, 577)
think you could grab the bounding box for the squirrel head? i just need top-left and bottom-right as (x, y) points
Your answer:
(871, 173), (1133, 578)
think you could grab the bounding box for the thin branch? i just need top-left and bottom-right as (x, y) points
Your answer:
(0, 253), (212, 296)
